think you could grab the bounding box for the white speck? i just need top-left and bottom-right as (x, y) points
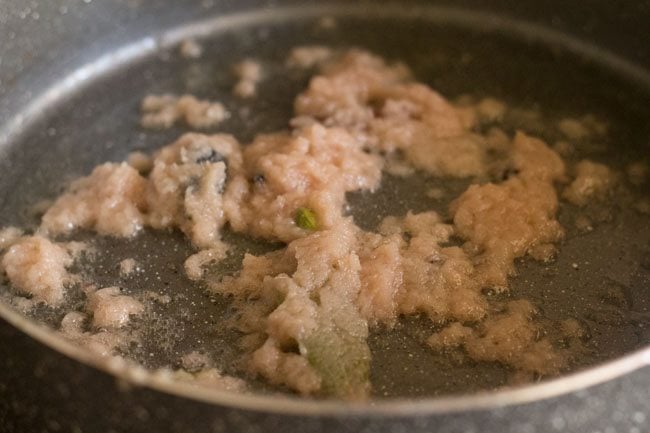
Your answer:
(633, 412), (646, 423)
(46, 420), (61, 431)
(317, 16), (337, 30)
(552, 416), (565, 429)
(179, 39), (203, 59)
(106, 356), (126, 370)
(18, 8), (31, 19)
(572, 263), (579, 270)
(126, 365), (148, 384)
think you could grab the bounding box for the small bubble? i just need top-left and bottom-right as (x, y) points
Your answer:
(18, 8), (31, 19)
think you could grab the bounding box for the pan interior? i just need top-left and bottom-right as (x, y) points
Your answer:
(0, 6), (649, 399)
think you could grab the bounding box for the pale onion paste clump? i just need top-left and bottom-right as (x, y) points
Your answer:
(140, 95), (229, 129)
(1, 236), (73, 305)
(1, 48), (623, 399)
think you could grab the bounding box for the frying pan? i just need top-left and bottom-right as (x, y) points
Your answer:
(1, 0), (650, 432)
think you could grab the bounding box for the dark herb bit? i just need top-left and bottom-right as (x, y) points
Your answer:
(295, 207), (318, 230)
(195, 149), (225, 164)
(253, 174), (266, 185)
(184, 176), (199, 190)
(501, 168), (519, 180)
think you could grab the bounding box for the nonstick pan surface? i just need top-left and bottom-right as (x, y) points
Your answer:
(1, 1), (649, 432)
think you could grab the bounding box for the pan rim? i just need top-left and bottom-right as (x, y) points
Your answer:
(3, 2), (650, 151)
(1, 2), (650, 417)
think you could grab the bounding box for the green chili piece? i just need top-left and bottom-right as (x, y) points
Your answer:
(295, 207), (318, 230)
(303, 324), (370, 399)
